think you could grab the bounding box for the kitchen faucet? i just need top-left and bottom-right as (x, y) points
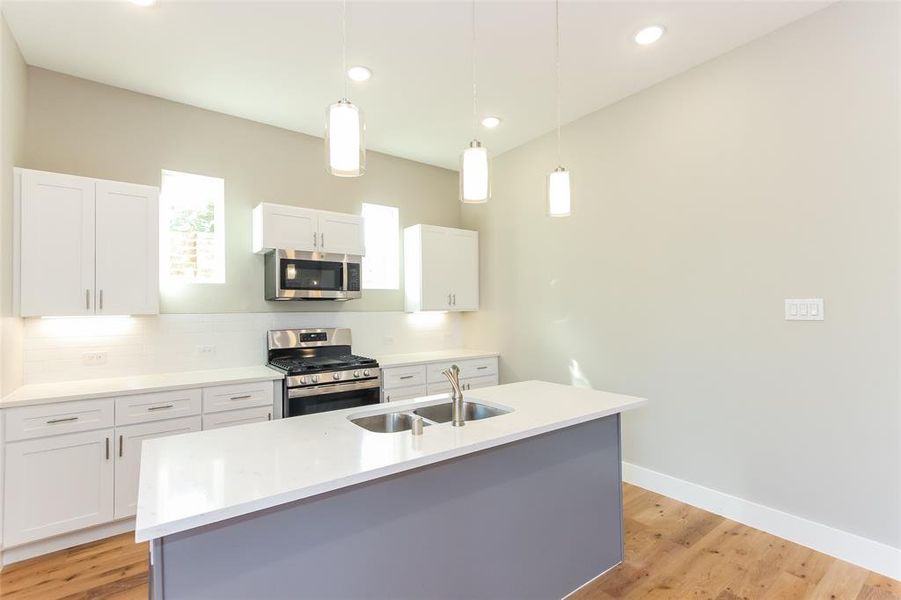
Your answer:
(441, 365), (465, 427)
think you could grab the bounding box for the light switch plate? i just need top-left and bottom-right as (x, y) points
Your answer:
(785, 299), (824, 321)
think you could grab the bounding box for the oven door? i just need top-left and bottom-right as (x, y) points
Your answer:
(284, 379), (381, 418)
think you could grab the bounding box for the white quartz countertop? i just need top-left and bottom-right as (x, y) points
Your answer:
(0, 366), (284, 409)
(375, 349), (498, 368)
(135, 380), (646, 542)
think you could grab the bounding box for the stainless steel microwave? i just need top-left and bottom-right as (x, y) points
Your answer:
(264, 249), (362, 301)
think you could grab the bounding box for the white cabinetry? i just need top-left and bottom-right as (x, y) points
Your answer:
(252, 203), (364, 256)
(380, 355), (498, 402)
(404, 225), (478, 312)
(4, 429), (114, 546)
(16, 168), (159, 317)
(1, 378), (277, 558)
(114, 416), (201, 519)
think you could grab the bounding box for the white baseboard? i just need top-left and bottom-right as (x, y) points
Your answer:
(1, 518), (135, 566)
(622, 462), (901, 581)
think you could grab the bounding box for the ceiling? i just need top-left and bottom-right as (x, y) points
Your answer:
(3, 0), (829, 170)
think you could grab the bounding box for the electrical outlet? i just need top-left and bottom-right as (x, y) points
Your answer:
(196, 345), (216, 355)
(785, 299), (824, 321)
(81, 351), (108, 366)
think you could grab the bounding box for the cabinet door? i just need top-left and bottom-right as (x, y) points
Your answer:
(318, 212), (364, 256)
(95, 181), (159, 315)
(384, 385), (428, 402)
(19, 170), (95, 317)
(114, 416), (201, 519)
(446, 229), (479, 311)
(255, 203), (318, 252)
(419, 227), (453, 311)
(4, 429), (114, 546)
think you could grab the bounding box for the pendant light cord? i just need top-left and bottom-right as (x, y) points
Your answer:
(555, 0), (561, 166)
(342, 0), (348, 99)
(471, 0), (477, 139)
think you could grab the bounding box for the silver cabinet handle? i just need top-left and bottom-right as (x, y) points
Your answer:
(47, 416), (78, 424)
(86, 289), (91, 310)
(452, 293), (456, 306)
(447, 294), (452, 306)
(320, 232), (325, 248)
(476, 366), (488, 370)
(230, 395), (252, 401)
(399, 375), (414, 380)
(99, 289), (103, 310)
(267, 412), (272, 421)
(313, 231), (317, 247)
(119, 435), (123, 457)
(386, 394), (391, 402)
(147, 404), (174, 411)
(105, 437), (110, 460)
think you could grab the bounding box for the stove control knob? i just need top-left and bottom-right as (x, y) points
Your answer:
(353, 370), (360, 378)
(363, 369), (370, 377)
(299, 376), (307, 384)
(311, 375), (319, 384)
(333, 372), (341, 381)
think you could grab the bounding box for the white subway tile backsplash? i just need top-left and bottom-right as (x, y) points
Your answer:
(21, 312), (463, 384)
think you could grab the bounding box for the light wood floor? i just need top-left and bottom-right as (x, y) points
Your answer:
(1, 484), (897, 599)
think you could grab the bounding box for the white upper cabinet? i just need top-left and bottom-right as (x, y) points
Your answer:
(318, 212), (364, 255)
(404, 225), (479, 312)
(252, 202), (364, 256)
(16, 169), (159, 317)
(95, 181), (159, 315)
(19, 170), (95, 317)
(253, 203), (318, 253)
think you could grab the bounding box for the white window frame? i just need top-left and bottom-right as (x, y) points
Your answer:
(361, 203), (400, 290)
(159, 169), (226, 285)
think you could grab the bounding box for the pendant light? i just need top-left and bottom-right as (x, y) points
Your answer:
(460, 0), (489, 203)
(325, 0), (365, 177)
(547, 0), (571, 216)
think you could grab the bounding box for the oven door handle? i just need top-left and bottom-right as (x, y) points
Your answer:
(288, 378), (380, 399)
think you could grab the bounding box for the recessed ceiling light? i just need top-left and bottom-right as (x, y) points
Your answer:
(129, 0), (157, 6)
(347, 66), (372, 82)
(635, 25), (665, 45)
(481, 116), (501, 129)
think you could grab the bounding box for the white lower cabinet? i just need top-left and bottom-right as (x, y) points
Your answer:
(384, 385), (428, 403)
(381, 356), (499, 403)
(4, 428), (115, 546)
(114, 416), (201, 519)
(1, 379), (279, 555)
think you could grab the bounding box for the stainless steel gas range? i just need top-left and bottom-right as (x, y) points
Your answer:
(266, 328), (380, 418)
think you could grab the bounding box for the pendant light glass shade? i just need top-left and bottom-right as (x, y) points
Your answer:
(548, 166), (571, 217)
(460, 140), (490, 203)
(325, 99), (365, 177)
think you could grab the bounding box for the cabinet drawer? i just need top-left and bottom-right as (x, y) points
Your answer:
(381, 365), (427, 390)
(203, 406), (273, 430)
(427, 374), (498, 396)
(5, 399), (114, 442)
(426, 356), (497, 383)
(202, 381), (274, 414)
(383, 385), (428, 403)
(115, 389), (201, 426)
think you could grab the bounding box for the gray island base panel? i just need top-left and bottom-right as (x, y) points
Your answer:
(150, 416), (624, 600)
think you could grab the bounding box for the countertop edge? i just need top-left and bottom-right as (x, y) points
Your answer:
(375, 350), (499, 368)
(0, 368), (285, 409)
(133, 395), (645, 542)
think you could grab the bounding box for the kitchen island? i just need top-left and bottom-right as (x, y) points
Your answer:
(136, 380), (646, 599)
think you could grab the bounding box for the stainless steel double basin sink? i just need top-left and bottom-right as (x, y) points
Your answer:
(350, 401), (510, 433)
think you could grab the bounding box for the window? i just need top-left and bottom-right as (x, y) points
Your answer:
(160, 170), (225, 284)
(361, 203), (399, 290)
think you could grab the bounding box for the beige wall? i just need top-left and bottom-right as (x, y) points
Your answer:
(23, 68), (459, 314)
(463, 2), (900, 548)
(0, 14), (26, 396)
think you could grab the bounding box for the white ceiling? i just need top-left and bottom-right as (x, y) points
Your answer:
(3, 0), (829, 170)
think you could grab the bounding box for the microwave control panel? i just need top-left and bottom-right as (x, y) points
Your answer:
(347, 263), (361, 292)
